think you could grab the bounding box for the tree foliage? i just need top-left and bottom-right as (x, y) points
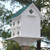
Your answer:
(3, 40), (21, 50)
(41, 19), (50, 40)
(0, 29), (11, 38)
(0, 1), (22, 50)
(11, 0), (50, 10)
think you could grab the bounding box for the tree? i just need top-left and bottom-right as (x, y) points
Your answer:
(0, 1), (21, 50)
(41, 19), (50, 40)
(3, 40), (21, 50)
(0, 3), (12, 38)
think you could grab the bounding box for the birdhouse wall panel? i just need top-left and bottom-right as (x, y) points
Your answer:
(20, 9), (41, 37)
(20, 5), (41, 37)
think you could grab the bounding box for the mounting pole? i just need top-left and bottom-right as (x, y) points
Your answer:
(22, 46), (30, 50)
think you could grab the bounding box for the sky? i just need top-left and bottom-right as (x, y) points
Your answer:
(0, 0), (50, 49)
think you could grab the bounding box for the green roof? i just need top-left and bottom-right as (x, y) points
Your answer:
(8, 4), (31, 21)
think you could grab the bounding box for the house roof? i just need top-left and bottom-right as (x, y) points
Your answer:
(8, 3), (44, 21)
(8, 4), (31, 21)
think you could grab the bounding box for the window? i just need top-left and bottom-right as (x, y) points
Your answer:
(13, 22), (15, 26)
(29, 9), (33, 14)
(17, 31), (19, 35)
(13, 32), (15, 36)
(17, 20), (20, 25)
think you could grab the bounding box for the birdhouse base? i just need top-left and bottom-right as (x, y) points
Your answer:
(7, 36), (44, 46)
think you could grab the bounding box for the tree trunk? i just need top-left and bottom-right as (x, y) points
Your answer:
(22, 46), (30, 50)
(37, 40), (41, 50)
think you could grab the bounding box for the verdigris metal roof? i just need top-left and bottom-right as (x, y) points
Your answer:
(8, 4), (31, 21)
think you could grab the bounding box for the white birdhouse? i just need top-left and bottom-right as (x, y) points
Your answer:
(7, 3), (44, 46)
